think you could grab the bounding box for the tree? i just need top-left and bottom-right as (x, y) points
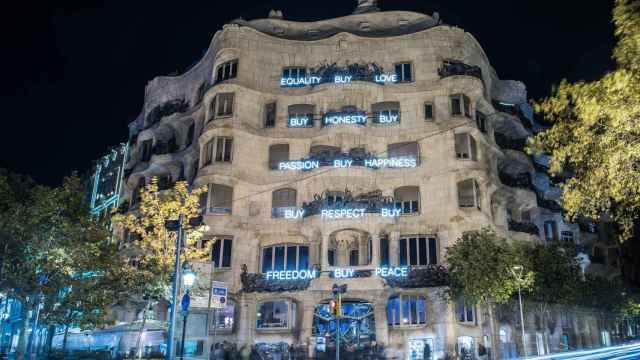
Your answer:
(111, 179), (210, 355)
(531, 0), (640, 240)
(0, 173), (125, 359)
(446, 228), (534, 359)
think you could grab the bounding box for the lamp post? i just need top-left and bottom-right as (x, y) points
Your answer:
(511, 265), (527, 358)
(165, 216), (184, 360)
(179, 262), (196, 360)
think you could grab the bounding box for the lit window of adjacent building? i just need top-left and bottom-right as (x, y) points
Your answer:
(544, 221), (558, 241)
(424, 102), (435, 121)
(215, 59), (238, 84)
(272, 188), (297, 218)
(261, 245), (310, 273)
(256, 300), (297, 330)
(211, 299), (236, 331)
(394, 62), (413, 83)
(202, 137), (233, 166)
(450, 94), (471, 118)
(561, 231), (574, 243)
(387, 295), (427, 326)
(372, 102), (401, 124)
(268, 144), (289, 170)
(476, 111), (487, 133)
(455, 133), (477, 160)
(394, 186), (420, 215)
(207, 184), (233, 214)
(456, 298), (475, 324)
(209, 93), (235, 120)
(388, 142), (419, 162)
(207, 237), (233, 268)
(287, 104), (314, 128)
(399, 235), (438, 266)
(264, 102), (277, 128)
(282, 67), (307, 80)
(458, 179), (481, 209)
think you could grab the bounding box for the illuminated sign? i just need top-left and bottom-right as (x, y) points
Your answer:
(377, 113), (399, 124)
(266, 269), (318, 280)
(322, 112), (368, 126)
(280, 63), (398, 88)
(278, 157), (417, 171)
(288, 116), (312, 127)
(283, 207), (400, 219)
(280, 77), (321, 87)
(374, 74), (398, 83)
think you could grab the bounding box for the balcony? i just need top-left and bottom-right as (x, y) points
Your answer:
(438, 60), (482, 81)
(494, 132), (527, 152)
(240, 264), (315, 293)
(499, 172), (533, 190)
(384, 265), (449, 288)
(508, 220), (540, 235)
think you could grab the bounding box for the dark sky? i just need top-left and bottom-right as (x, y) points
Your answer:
(1, 0), (616, 186)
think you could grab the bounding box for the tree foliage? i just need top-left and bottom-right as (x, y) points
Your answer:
(531, 0), (640, 239)
(111, 179), (210, 301)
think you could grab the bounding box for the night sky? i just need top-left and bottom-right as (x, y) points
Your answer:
(1, 0), (616, 186)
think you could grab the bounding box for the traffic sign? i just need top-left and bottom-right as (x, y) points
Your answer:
(211, 281), (228, 309)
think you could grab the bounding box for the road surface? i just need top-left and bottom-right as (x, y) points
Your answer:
(526, 343), (640, 360)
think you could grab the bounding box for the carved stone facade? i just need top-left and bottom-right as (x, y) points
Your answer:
(118, 3), (611, 360)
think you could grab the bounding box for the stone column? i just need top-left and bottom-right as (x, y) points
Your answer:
(370, 233), (380, 267)
(389, 231), (400, 266)
(373, 294), (389, 347)
(300, 302), (316, 358)
(321, 233), (331, 270)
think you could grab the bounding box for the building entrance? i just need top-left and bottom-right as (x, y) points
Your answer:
(313, 300), (377, 359)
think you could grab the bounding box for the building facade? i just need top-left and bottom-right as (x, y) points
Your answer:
(117, 2), (620, 359)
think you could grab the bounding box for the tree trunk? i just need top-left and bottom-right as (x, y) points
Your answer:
(61, 326), (69, 356)
(15, 302), (31, 360)
(135, 300), (151, 359)
(487, 303), (501, 360)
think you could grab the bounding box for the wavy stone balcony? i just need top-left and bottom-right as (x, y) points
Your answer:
(507, 220), (540, 235)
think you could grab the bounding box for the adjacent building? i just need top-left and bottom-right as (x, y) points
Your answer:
(115, 1), (623, 359)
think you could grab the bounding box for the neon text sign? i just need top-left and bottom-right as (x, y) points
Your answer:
(265, 269), (318, 280)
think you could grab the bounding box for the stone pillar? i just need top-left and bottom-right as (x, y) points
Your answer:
(373, 294), (389, 347)
(389, 231), (400, 266)
(300, 302), (316, 357)
(370, 233), (380, 267)
(321, 233), (331, 270)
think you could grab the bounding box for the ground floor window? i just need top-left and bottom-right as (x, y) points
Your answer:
(313, 300), (375, 349)
(457, 336), (475, 360)
(388, 295), (427, 326)
(407, 338), (433, 360)
(211, 300), (235, 331)
(257, 300), (296, 330)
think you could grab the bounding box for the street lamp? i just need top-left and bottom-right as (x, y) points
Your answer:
(179, 262), (196, 360)
(511, 265), (528, 358)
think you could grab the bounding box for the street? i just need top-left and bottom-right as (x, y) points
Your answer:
(527, 343), (640, 360)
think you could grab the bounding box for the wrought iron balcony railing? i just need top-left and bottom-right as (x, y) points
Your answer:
(438, 60), (483, 80)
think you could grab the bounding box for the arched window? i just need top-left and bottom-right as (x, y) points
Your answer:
(287, 104), (314, 128)
(269, 144), (290, 170)
(457, 179), (481, 209)
(455, 133), (477, 160)
(272, 188), (297, 218)
(261, 244), (310, 273)
(387, 295), (426, 326)
(211, 298), (236, 331)
(394, 186), (420, 214)
(257, 300), (297, 330)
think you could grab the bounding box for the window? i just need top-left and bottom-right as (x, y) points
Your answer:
(215, 59), (238, 84)
(372, 102), (401, 124)
(399, 236), (438, 266)
(282, 67), (307, 80)
(202, 137), (233, 166)
(561, 231), (574, 243)
(269, 144), (289, 170)
(388, 142), (419, 161)
(272, 188), (297, 217)
(207, 184), (233, 214)
(261, 245), (309, 273)
(140, 139), (153, 162)
(210, 93), (234, 120)
(455, 133), (477, 160)
(264, 102), (277, 128)
(380, 235), (390, 267)
(424, 102), (434, 121)
(394, 186), (420, 214)
(457, 179), (481, 209)
(310, 145), (341, 160)
(456, 298), (475, 324)
(349, 249), (359, 266)
(328, 249), (336, 266)
(476, 111), (487, 133)
(544, 221), (558, 241)
(450, 94), (471, 117)
(394, 62), (413, 83)
(387, 295), (427, 326)
(211, 299), (235, 330)
(210, 237), (233, 268)
(257, 300), (296, 330)
(287, 104), (314, 128)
